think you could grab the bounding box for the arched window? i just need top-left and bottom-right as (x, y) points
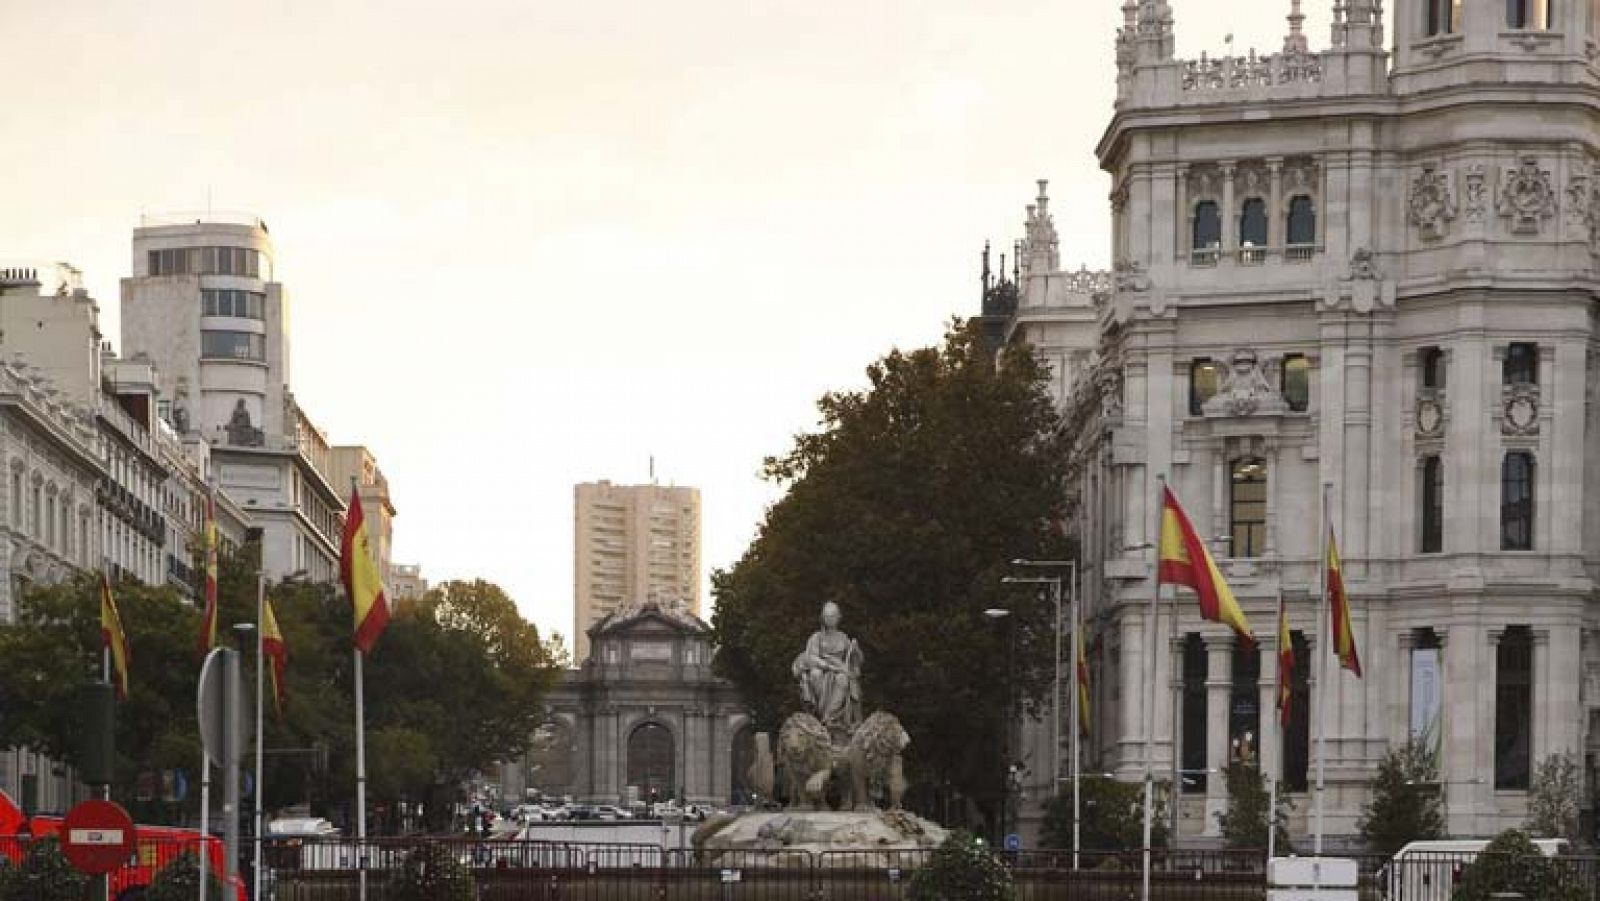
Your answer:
(1286, 195), (1316, 247)
(1229, 457), (1268, 558)
(627, 722), (676, 803)
(1239, 198), (1268, 250)
(1501, 452), (1535, 550)
(1426, 0), (1462, 34)
(1420, 456), (1444, 554)
(1192, 201), (1221, 253)
(1504, 342), (1538, 386)
(1507, 0), (1551, 29)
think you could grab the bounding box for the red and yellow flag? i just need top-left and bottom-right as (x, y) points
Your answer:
(1327, 527), (1361, 677)
(1075, 629), (1091, 739)
(1276, 594), (1293, 727)
(341, 488), (390, 654)
(1158, 486), (1254, 644)
(100, 574), (131, 700)
(198, 490), (219, 656)
(262, 596), (287, 717)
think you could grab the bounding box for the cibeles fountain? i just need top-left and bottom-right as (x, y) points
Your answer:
(696, 602), (949, 865)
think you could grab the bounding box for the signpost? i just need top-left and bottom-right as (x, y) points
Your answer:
(60, 799), (136, 876)
(198, 646), (246, 889)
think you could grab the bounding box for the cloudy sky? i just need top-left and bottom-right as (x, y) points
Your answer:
(1, 0), (1349, 651)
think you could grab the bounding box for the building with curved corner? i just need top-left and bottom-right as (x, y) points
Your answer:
(986, 0), (1600, 845)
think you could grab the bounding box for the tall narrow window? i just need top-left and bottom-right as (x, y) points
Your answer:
(1230, 641), (1261, 761)
(1193, 201), (1221, 252)
(1239, 198), (1268, 248)
(1190, 359), (1223, 415)
(1230, 457), (1267, 558)
(1504, 343), (1538, 386)
(1181, 634), (1207, 794)
(9, 470), (19, 528)
(1501, 452), (1535, 550)
(1420, 455), (1444, 554)
(1281, 354), (1310, 412)
(1284, 630), (1311, 791)
(1507, 0), (1551, 28)
(1426, 0), (1461, 34)
(1420, 346), (1447, 390)
(1494, 627), (1533, 790)
(1286, 195), (1316, 246)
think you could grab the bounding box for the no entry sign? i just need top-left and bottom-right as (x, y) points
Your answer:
(60, 799), (135, 875)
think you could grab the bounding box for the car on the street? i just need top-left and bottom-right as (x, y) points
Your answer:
(592, 804), (628, 821)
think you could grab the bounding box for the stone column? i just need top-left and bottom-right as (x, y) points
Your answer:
(1267, 157), (1285, 253)
(1204, 634), (1234, 837)
(1258, 635), (1281, 784)
(1119, 612), (1145, 778)
(1264, 438), (1280, 559)
(1175, 164), (1190, 262)
(1533, 630), (1551, 768)
(1220, 161), (1239, 255)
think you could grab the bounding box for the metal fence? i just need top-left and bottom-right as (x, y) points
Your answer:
(8, 834), (1600, 901)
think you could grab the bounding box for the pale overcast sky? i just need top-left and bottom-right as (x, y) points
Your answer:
(1, 0), (1357, 651)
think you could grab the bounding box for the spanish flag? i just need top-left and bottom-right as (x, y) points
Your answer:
(1275, 594), (1293, 726)
(100, 574), (131, 700)
(198, 490), (219, 656)
(341, 488), (390, 654)
(263, 596), (287, 717)
(1158, 485), (1254, 644)
(1326, 527), (1361, 677)
(1075, 629), (1092, 739)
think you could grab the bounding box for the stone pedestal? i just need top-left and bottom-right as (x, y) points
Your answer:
(695, 810), (948, 868)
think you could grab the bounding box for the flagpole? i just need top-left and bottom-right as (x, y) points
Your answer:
(1314, 481), (1330, 857)
(199, 752), (211, 901)
(1069, 563), (1081, 872)
(1268, 588), (1282, 867)
(253, 574), (266, 901)
(1141, 473), (1166, 901)
(351, 647), (368, 901)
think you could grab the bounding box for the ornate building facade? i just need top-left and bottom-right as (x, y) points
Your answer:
(990, 0), (1600, 844)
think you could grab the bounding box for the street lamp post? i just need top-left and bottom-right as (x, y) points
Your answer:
(1008, 558), (1079, 867)
(983, 607), (1013, 847)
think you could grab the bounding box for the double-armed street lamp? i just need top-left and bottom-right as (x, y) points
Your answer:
(1003, 557), (1080, 865)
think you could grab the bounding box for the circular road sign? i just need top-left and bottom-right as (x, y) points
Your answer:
(60, 799), (136, 875)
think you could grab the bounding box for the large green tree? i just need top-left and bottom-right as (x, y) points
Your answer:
(0, 560), (560, 832)
(711, 320), (1073, 823)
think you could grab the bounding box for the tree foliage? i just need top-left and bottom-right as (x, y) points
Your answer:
(387, 842), (476, 901)
(908, 830), (1014, 901)
(142, 851), (227, 901)
(0, 556), (560, 830)
(1215, 763), (1292, 852)
(0, 837), (86, 901)
(711, 321), (1072, 816)
(1359, 735), (1444, 857)
(1528, 752), (1582, 845)
(1452, 829), (1585, 901)
(1040, 776), (1169, 852)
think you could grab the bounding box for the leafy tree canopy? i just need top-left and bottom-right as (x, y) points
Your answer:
(0, 555), (560, 830)
(1041, 776), (1169, 852)
(1453, 829), (1585, 901)
(712, 320), (1073, 812)
(1358, 735), (1444, 857)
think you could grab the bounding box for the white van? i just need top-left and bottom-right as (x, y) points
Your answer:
(1382, 838), (1568, 900)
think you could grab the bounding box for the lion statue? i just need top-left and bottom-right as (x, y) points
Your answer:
(845, 711), (910, 811)
(776, 712), (835, 810)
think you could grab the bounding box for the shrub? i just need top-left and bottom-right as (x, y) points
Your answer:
(387, 842), (476, 901)
(908, 831), (1014, 901)
(1452, 829), (1584, 901)
(1359, 735), (1443, 856)
(1528, 753), (1582, 845)
(1040, 775), (1169, 852)
(1215, 762), (1293, 852)
(0, 837), (87, 901)
(142, 851), (228, 901)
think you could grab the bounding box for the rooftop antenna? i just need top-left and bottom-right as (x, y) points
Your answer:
(649, 455), (656, 485)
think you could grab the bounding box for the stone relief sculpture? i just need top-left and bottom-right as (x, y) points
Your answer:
(1408, 164), (1457, 241)
(1498, 155), (1556, 235)
(1202, 348), (1288, 417)
(1463, 164), (1488, 224)
(225, 398), (265, 447)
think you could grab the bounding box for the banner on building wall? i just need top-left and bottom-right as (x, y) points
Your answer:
(1410, 648), (1442, 755)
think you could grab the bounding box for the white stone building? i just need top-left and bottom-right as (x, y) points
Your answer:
(988, 0), (1600, 844)
(120, 217), (343, 583)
